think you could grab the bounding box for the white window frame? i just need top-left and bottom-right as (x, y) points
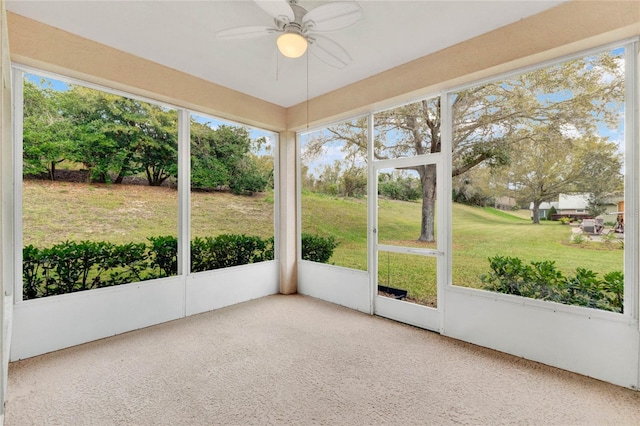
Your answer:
(442, 39), (638, 321)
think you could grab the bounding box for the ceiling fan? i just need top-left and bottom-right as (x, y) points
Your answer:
(216, 0), (363, 69)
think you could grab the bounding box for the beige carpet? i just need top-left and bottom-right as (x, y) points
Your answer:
(5, 294), (640, 425)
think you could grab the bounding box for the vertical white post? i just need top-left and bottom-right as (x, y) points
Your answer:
(439, 93), (452, 334)
(272, 132), (280, 265)
(621, 38), (640, 393)
(279, 131), (297, 294)
(177, 109), (190, 316)
(9, 69), (19, 304)
(0, 1), (13, 418)
(623, 41), (638, 321)
(367, 112), (376, 314)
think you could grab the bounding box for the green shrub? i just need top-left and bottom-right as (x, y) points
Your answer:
(23, 233), (336, 299)
(107, 242), (151, 285)
(23, 245), (42, 299)
(215, 234), (269, 267)
(602, 271), (624, 311)
(572, 233), (587, 245)
(42, 241), (115, 294)
(480, 255), (623, 313)
(301, 233), (339, 263)
(148, 235), (178, 277)
(23, 240), (151, 299)
(379, 176), (421, 201)
(191, 234), (269, 272)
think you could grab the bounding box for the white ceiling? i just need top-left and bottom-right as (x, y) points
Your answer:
(7, 0), (565, 108)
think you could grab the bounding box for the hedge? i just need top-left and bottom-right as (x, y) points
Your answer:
(23, 234), (338, 300)
(480, 255), (623, 313)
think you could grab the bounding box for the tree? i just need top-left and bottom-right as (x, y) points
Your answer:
(229, 155), (268, 195)
(253, 153), (275, 189)
(22, 81), (72, 180)
(452, 173), (494, 207)
(190, 121), (232, 189)
(100, 94), (149, 184)
(314, 160), (342, 196)
(340, 166), (367, 198)
(50, 85), (179, 185)
(583, 136), (624, 218)
(507, 130), (622, 224)
(303, 50), (624, 241)
(379, 171), (421, 201)
(58, 86), (133, 183)
(191, 123), (269, 194)
(137, 105), (178, 186)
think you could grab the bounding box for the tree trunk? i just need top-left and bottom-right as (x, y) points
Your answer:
(531, 201), (541, 224)
(146, 167), (166, 186)
(145, 168), (154, 186)
(49, 161), (56, 181)
(114, 165), (129, 184)
(418, 164), (437, 242)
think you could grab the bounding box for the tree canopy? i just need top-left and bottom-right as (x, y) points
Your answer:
(23, 80), (72, 179)
(22, 79), (272, 194)
(302, 49), (624, 240)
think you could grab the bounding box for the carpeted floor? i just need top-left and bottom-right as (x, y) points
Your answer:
(5, 294), (640, 425)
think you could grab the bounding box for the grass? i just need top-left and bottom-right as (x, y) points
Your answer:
(23, 181), (623, 308)
(300, 192), (368, 270)
(23, 180), (274, 247)
(301, 193), (623, 307)
(451, 204), (622, 285)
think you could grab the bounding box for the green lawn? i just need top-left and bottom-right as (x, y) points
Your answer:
(301, 193), (623, 306)
(23, 182), (623, 307)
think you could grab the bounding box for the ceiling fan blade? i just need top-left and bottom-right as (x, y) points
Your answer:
(254, 0), (294, 23)
(216, 25), (277, 40)
(302, 1), (363, 32)
(308, 34), (352, 68)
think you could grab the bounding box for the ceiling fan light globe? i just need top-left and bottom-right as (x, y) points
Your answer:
(277, 32), (308, 58)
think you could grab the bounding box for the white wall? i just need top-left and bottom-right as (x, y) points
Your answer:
(186, 261), (279, 316)
(443, 287), (639, 389)
(298, 260), (370, 314)
(11, 277), (185, 360)
(11, 261), (280, 360)
(374, 295), (439, 331)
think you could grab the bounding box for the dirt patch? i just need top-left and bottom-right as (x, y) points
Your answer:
(25, 170), (174, 187)
(377, 291), (437, 308)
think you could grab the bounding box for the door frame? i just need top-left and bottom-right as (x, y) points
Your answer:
(369, 148), (448, 332)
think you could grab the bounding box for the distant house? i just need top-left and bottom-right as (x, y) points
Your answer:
(529, 201), (559, 220)
(530, 193), (620, 221)
(556, 193), (590, 217)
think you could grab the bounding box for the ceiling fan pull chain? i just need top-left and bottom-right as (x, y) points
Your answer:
(306, 51), (310, 129)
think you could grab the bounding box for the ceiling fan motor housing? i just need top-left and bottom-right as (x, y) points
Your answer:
(217, 0), (363, 68)
(277, 2), (309, 35)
